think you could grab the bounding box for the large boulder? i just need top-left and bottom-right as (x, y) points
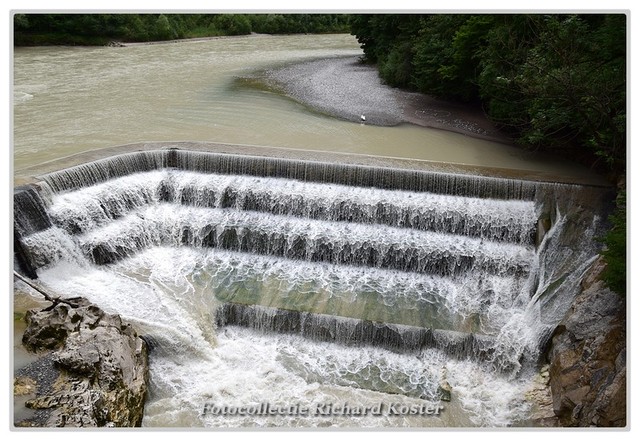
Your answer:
(15, 297), (148, 427)
(548, 257), (626, 427)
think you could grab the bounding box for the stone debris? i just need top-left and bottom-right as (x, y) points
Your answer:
(14, 297), (148, 427)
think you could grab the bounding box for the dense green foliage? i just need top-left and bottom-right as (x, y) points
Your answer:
(13, 13), (351, 46)
(352, 14), (626, 293)
(601, 191), (627, 296)
(351, 14), (626, 175)
(15, 13), (627, 293)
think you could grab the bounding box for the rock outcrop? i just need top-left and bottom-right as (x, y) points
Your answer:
(15, 297), (148, 427)
(522, 364), (557, 427)
(547, 257), (626, 427)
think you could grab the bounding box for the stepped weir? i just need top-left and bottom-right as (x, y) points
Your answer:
(13, 144), (613, 426)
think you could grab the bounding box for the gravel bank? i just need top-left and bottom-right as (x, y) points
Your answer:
(263, 56), (511, 144)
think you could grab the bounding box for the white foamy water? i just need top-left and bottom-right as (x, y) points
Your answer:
(37, 246), (534, 428)
(14, 91), (34, 102)
(13, 32), (609, 430)
(18, 154), (553, 427)
(77, 202), (530, 258)
(46, 169), (537, 244)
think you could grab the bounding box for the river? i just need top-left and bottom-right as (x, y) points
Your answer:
(13, 33), (604, 184)
(13, 33), (604, 429)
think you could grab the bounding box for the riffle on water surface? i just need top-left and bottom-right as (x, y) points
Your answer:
(14, 149), (610, 427)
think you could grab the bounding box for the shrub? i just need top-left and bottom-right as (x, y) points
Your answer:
(602, 191), (626, 296)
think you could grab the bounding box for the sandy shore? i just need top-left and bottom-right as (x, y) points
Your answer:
(261, 56), (512, 144)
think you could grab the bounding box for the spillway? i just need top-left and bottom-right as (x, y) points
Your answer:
(13, 146), (612, 427)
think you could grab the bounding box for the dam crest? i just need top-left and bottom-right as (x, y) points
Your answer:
(13, 144), (613, 426)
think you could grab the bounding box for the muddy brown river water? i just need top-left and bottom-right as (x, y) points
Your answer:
(12, 33), (609, 429)
(13, 33), (605, 185)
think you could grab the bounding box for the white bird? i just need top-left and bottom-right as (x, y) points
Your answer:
(360, 114), (366, 122)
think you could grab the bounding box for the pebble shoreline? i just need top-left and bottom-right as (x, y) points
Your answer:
(262, 56), (511, 144)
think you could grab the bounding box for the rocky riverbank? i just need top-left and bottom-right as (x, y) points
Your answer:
(14, 292), (149, 428)
(260, 56), (511, 144)
(546, 256), (626, 427)
(264, 59), (628, 425)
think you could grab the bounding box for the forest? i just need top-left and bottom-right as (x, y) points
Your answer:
(13, 13), (351, 45)
(14, 13), (627, 294)
(15, 14), (626, 173)
(350, 14), (626, 295)
(351, 14), (626, 175)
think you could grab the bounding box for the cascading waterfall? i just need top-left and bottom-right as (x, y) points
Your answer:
(13, 148), (611, 427)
